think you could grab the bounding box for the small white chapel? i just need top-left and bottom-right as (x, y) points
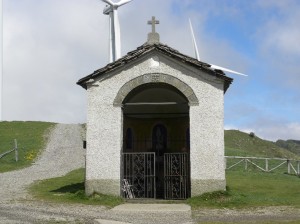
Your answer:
(77, 16), (233, 199)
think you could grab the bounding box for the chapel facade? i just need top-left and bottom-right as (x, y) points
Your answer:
(77, 18), (233, 199)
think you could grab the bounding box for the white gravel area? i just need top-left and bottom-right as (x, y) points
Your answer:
(0, 201), (193, 224)
(0, 123), (85, 202)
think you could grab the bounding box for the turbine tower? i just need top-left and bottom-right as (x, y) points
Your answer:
(189, 19), (247, 76)
(101, 0), (132, 63)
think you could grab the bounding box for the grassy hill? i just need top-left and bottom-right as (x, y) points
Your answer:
(225, 130), (300, 159)
(0, 121), (54, 172)
(276, 139), (300, 156)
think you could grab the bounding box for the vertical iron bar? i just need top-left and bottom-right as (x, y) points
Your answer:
(145, 154), (147, 198)
(131, 154), (134, 196)
(169, 154), (171, 199)
(164, 154), (166, 199)
(180, 154), (183, 198)
(165, 154), (167, 199)
(154, 153), (156, 199)
(184, 153), (185, 198)
(183, 153), (185, 198)
(182, 154), (184, 198)
(145, 154), (146, 198)
(165, 154), (168, 199)
(168, 154), (170, 199)
(149, 153), (151, 198)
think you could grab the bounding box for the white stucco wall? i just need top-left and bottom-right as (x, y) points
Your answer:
(85, 51), (226, 196)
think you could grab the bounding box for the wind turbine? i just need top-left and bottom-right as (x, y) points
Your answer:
(101, 0), (132, 63)
(189, 19), (247, 77)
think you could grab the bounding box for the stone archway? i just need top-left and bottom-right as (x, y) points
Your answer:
(120, 75), (195, 199)
(113, 73), (199, 107)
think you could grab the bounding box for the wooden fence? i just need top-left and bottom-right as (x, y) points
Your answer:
(0, 139), (19, 162)
(225, 156), (300, 175)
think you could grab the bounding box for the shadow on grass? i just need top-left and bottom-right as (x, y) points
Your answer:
(50, 182), (84, 194)
(48, 182), (123, 207)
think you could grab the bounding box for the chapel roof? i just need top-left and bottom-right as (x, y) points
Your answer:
(76, 42), (233, 92)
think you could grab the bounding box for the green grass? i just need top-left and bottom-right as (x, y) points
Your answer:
(188, 170), (300, 209)
(0, 121), (55, 172)
(29, 168), (124, 208)
(30, 168), (300, 209)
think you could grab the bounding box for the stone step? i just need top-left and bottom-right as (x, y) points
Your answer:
(111, 203), (191, 212)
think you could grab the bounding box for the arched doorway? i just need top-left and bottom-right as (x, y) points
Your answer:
(122, 83), (190, 199)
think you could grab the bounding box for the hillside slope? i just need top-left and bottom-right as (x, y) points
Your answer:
(0, 121), (54, 172)
(225, 130), (299, 159)
(275, 139), (300, 156)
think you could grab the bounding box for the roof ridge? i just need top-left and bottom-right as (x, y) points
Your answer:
(77, 42), (233, 92)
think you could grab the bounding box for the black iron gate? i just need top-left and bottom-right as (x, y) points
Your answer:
(122, 152), (156, 198)
(122, 152), (189, 199)
(164, 153), (190, 199)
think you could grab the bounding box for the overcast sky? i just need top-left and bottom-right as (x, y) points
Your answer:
(2, 0), (300, 141)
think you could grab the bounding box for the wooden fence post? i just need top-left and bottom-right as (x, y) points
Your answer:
(287, 160), (290, 174)
(265, 158), (269, 172)
(14, 139), (18, 162)
(297, 161), (300, 176)
(244, 159), (248, 171)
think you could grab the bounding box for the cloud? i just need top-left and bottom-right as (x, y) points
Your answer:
(253, 0), (300, 89)
(231, 110), (300, 141)
(3, 0), (106, 123)
(263, 122), (300, 141)
(220, 0), (300, 142)
(3, 0), (249, 123)
(2, 0), (300, 141)
(226, 122), (300, 142)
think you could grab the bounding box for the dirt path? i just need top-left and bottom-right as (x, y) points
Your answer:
(0, 124), (85, 202)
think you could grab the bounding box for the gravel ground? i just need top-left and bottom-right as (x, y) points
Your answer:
(0, 123), (85, 202)
(0, 124), (299, 224)
(0, 201), (193, 224)
(0, 200), (299, 224)
(192, 206), (300, 223)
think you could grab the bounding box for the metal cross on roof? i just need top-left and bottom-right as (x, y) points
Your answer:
(148, 16), (159, 33)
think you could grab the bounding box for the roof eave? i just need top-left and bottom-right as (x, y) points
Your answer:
(76, 42), (234, 92)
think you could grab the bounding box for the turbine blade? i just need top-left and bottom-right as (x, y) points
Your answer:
(101, 0), (114, 6)
(116, 0), (132, 7)
(189, 18), (200, 61)
(188, 19), (247, 76)
(210, 64), (247, 76)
